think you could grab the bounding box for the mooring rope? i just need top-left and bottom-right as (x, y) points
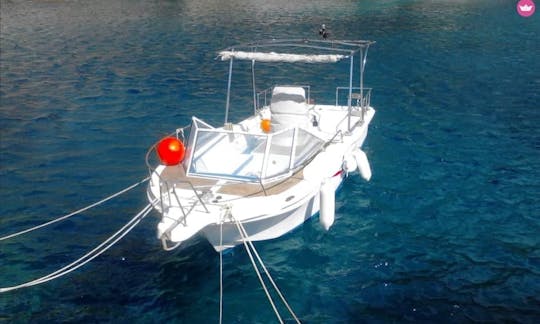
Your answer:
(0, 177), (150, 242)
(0, 201), (155, 293)
(232, 217), (284, 323)
(219, 218), (224, 324)
(236, 220), (301, 323)
(232, 215), (301, 323)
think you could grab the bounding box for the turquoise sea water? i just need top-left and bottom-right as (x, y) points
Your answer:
(1, 0), (539, 322)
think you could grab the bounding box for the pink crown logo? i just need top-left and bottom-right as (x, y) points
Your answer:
(517, 0), (536, 17)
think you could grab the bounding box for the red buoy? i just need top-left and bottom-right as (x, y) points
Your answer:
(156, 137), (185, 166)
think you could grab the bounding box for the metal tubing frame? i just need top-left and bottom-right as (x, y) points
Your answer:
(347, 52), (354, 132)
(224, 56), (234, 124)
(220, 40), (374, 127)
(252, 59), (257, 115)
(360, 47), (364, 109)
(360, 46), (370, 121)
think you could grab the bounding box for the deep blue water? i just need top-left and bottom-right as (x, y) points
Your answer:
(1, 0), (539, 322)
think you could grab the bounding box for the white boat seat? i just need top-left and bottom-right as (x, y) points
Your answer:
(270, 86), (310, 132)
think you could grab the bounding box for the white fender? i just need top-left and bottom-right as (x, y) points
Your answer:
(342, 154), (358, 175)
(319, 179), (335, 231)
(353, 149), (372, 181)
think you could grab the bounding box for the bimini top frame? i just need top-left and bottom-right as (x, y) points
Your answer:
(217, 39), (375, 131)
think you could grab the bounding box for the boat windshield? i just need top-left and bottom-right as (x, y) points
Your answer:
(185, 124), (324, 182)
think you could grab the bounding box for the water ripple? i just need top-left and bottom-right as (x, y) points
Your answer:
(1, 0), (540, 322)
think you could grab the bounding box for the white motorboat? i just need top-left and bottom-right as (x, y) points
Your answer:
(146, 39), (376, 251)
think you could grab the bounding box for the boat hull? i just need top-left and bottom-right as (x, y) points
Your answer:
(148, 105), (374, 252)
(202, 171), (344, 251)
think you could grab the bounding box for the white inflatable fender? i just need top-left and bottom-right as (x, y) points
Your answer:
(342, 154), (358, 176)
(353, 149), (372, 181)
(319, 178), (335, 231)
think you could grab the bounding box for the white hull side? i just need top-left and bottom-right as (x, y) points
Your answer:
(203, 172), (344, 251)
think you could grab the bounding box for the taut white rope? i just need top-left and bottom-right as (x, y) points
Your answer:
(232, 217), (284, 324)
(0, 202), (155, 293)
(236, 220), (301, 323)
(231, 214), (302, 323)
(0, 177), (150, 241)
(219, 216), (224, 324)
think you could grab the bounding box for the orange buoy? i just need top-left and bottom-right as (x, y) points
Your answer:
(156, 137), (185, 166)
(260, 119), (271, 133)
